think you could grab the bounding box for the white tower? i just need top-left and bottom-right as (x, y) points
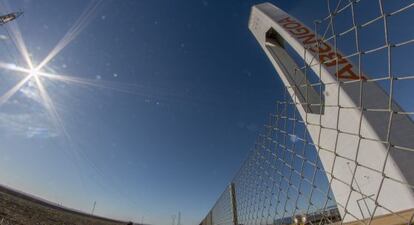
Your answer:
(249, 3), (414, 222)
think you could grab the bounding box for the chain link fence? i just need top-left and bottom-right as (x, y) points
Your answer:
(201, 0), (414, 224)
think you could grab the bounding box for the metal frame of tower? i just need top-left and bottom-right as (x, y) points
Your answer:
(91, 201), (96, 215)
(172, 214), (176, 225)
(248, 2), (414, 223)
(177, 212), (181, 225)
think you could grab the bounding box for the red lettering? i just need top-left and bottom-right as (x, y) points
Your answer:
(283, 22), (301, 29)
(297, 33), (317, 45)
(309, 41), (331, 53)
(277, 16), (366, 81)
(289, 27), (310, 36)
(278, 17), (294, 24)
(320, 52), (348, 67)
(336, 64), (365, 80)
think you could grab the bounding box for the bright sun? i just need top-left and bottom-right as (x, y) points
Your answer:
(0, 0), (111, 138)
(29, 68), (39, 78)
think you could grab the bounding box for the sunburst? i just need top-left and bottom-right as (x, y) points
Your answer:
(0, 0), (104, 136)
(0, 2), (154, 217)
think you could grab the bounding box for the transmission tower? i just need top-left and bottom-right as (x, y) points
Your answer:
(91, 201), (96, 215)
(177, 212), (181, 225)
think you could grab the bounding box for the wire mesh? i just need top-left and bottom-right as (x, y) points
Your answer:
(211, 187), (234, 225)
(201, 0), (414, 225)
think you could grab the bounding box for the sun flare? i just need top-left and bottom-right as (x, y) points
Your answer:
(29, 68), (39, 78)
(0, 0), (105, 138)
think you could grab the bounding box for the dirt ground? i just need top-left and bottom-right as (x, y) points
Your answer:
(0, 188), (131, 225)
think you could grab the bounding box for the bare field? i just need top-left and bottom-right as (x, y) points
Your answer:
(0, 186), (130, 225)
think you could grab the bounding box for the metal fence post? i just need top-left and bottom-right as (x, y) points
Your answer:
(229, 183), (238, 225)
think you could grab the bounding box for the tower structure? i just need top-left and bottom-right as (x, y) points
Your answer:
(248, 2), (414, 222)
(172, 215), (176, 225)
(91, 201), (96, 215)
(177, 211), (181, 225)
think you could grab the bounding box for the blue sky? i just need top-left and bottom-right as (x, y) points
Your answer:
(0, 0), (412, 225)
